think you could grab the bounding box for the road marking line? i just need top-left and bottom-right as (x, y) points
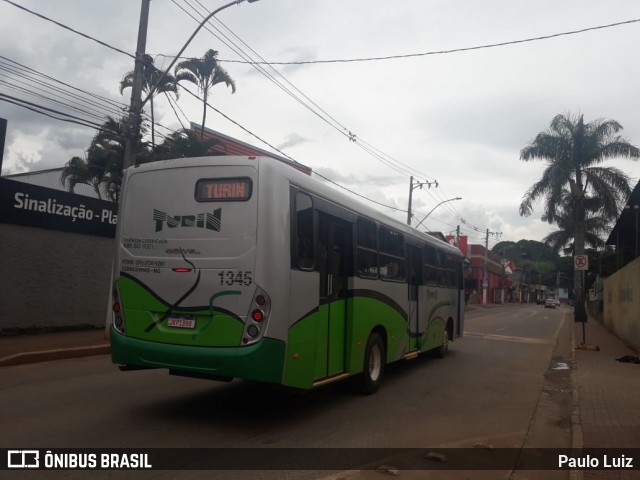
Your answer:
(465, 332), (554, 345)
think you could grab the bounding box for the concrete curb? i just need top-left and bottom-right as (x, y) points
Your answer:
(0, 344), (110, 367)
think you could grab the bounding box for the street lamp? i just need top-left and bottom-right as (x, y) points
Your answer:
(407, 176), (438, 225)
(143, 0), (259, 109)
(123, 0), (260, 170)
(414, 197), (462, 229)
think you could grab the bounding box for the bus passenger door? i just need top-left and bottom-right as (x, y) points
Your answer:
(318, 214), (350, 378)
(407, 246), (421, 351)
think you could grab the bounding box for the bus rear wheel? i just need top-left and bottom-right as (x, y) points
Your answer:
(359, 332), (385, 394)
(433, 324), (450, 359)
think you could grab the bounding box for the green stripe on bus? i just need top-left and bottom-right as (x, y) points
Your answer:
(282, 295), (407, 389)
(118, 275), (244, 347)
(111, 327), (285, 384)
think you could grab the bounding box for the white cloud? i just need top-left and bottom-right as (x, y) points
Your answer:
(2, 0), (640, 245)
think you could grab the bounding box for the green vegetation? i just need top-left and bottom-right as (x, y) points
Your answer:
(175, 49), (236, 139)
(119, 54), (179, 152)
(519, 112), (639, 320)
(61, 49), (233, 200)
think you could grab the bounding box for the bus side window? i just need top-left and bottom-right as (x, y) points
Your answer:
(296, 192), (314, 270)
(423, 245), (438, 285)
(379, 227), (405, 282)
(357, 218), (378, 278)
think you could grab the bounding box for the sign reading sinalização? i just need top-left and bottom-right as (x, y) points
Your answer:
(0, 178), (117, 238)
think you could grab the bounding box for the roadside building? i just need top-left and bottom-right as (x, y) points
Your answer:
(467, 244), (507, 304)
(0, 124), (304, 332)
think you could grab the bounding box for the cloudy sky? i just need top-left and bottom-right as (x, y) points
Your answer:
(2, 0), (640, 249)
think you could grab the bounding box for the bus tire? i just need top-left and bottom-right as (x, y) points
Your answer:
(359, 332), (385, 394)
(433, 323), (450, 359)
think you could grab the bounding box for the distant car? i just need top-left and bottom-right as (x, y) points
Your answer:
(555, 299), (561, 306)
(568, 299), (575, 307)
(545, 298), (556, 309)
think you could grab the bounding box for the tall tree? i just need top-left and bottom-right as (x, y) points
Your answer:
(61, 116), (149, 202)
(519, 112), (639, 321)
(120, 54), (178, 151)
(61, 155), (105, 199)
(175, 49), (236, 138)
(541, 190), (609, 254)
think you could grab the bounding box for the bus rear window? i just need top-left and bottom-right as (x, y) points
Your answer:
(195, 178), (252, 202)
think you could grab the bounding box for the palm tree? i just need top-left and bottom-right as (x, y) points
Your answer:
(61, 116), (150, 202)
(155, 128), (226, 160)
(120, 54), (178, 151)
(61, 155), (105, 199)
(542, 191), (609, 254)
(174, 49), (236, 138)
(519, 112), (639, 321)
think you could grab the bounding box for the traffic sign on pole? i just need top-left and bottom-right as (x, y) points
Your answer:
(574, 255), (589, 271)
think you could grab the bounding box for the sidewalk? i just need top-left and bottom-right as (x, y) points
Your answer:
(0, 327), (109, 367)
(573, 315), (640, 480)
(1, 313), (639, 478)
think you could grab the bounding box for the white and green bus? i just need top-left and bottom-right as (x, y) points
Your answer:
(110, 155), (464, 393)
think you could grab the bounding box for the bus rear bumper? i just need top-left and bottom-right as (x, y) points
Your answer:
(110, 327), (285, 384)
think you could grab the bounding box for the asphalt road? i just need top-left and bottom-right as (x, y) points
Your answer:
(0, 304), (571, 479)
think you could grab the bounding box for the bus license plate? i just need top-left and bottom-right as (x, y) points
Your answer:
(167, 316), (196, 329)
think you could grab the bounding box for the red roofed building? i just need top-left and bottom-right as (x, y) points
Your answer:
(467, 244), (508, 304)
(192, 123), (312, 176)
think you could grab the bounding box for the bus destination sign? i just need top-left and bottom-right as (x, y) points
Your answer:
(195, 178), (252, 202)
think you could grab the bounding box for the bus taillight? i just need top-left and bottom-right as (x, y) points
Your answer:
(242, 287), (271, 345)
(112, 282), (126, 334)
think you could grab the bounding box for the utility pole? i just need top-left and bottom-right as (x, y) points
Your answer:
(407, 176), (438, 225)
(482, 228), (501, 304)
(407, 176), (413, 225)
(483, 229), (489, 305)
(123, 0), (151, 171)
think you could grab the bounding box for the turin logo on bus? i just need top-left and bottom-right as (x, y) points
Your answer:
(153, 208), (221, 232)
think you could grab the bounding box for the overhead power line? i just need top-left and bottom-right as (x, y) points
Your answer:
(0, 92), (103, 129)
(0, 55), (128, 113)
(1, 0), (135, 59)
(216, 18), (640, 65)
(171, 0), (439, 183)
(0, 2), (451, 222)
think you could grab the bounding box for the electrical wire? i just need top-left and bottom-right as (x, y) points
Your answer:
(172, 0), (440, 184)
(0, 55), (128, 114)
(1, 0), (135, 59)
(0, 2), (462, 223)
(0, 76), (111, 122)
(177, 82), (410, 214)
(3, 0), (450, 198)
(170, 0), (352, 141)
(0, 92), (104, 129)
(212, 18), (640, 65)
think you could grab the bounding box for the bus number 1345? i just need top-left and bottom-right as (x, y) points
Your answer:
(218, 271), (253, 286)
